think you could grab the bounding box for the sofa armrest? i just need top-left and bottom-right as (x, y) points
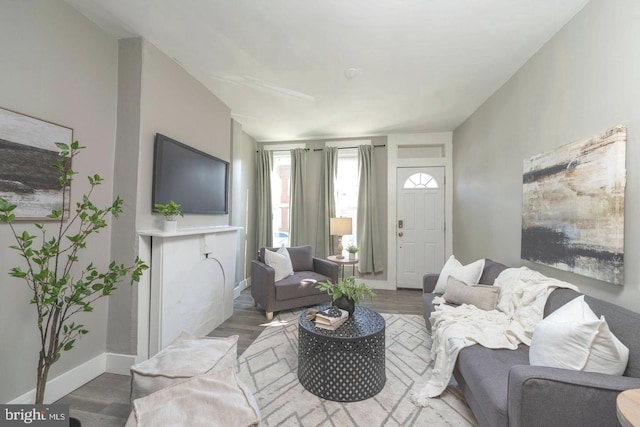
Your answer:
(423, 274), (439, 293)
(313, 257), (339, 284)
(508, 364), (640, 427)
(250, 260), (276, 310)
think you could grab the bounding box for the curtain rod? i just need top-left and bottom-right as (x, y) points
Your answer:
(312, 144), (385, 152)
(255, 148), (311, 153)
(256, 145), (385, 153)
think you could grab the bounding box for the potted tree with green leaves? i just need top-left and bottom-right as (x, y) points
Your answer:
(154, 200), (183, 232)
(0, 141), (148, 406)
(316, 276), (376, 315)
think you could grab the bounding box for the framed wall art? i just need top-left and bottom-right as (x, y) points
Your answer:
(0, 107), (73, 219)
(521, 126), (626, 285)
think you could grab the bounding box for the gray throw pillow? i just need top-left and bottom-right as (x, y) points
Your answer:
(443, 276), (500, 311)
(287, 245), (314, 271)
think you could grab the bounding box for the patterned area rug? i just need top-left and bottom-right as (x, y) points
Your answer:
(236, 310), (478, 426)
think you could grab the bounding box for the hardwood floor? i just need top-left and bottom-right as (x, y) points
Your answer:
(56, 288), (425, 426)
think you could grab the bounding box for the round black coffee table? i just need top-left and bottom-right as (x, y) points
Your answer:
(297, 305), (386, 402)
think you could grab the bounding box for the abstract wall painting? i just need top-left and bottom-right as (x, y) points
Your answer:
(0, 107), (73, 219)
(521, 126), (626, 285)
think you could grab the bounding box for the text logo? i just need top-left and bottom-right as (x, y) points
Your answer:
(0, 405), (68, 426)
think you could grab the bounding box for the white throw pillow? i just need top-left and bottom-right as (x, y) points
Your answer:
(433, 255), (485, 294)
(264, 244), (294, 281)
(530, 295), (629, 375)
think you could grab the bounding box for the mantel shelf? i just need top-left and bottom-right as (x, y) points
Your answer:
(137, 225), (242, 238)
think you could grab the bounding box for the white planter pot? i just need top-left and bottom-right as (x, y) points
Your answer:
(163, 220), (178, 233)
(348, 253), (356, 260)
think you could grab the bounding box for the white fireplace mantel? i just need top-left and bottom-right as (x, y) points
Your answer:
(137, 226), (241, 360)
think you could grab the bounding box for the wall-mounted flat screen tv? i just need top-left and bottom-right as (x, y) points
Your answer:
(152, 133), (229, 215)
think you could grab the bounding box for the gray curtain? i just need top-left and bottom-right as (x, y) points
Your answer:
(357, 145), (384, 273)
(315, 147), (338, 257)
(256, 150), (273, 249)
(289, 148), (307, 246)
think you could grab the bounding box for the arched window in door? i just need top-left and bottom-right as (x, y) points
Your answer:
(403, 173), (439, 189)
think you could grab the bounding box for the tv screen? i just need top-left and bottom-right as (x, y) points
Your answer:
(152, 133), (229, 215)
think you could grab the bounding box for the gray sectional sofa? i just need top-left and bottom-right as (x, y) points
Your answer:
(422, 259), (640, 427)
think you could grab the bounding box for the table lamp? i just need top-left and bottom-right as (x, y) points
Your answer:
(330, 217), (352, 259)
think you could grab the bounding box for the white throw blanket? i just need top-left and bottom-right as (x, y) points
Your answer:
(411, 266), (579, 406)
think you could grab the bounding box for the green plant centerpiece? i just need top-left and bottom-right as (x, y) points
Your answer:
(0, 141), (148, 404)
(154, 200), (183, 221)
(316, 276), (376, 316)
(154, 200), (183, 232)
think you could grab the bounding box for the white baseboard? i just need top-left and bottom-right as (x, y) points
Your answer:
(366, 279), (395, 290)
(9, 352), (135, 403)
(105, 352), (135, 375)
(234, 278), (250, 299)
(9, 353), (106, 404)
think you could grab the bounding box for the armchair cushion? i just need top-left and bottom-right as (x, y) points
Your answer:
(275, 271), (329, 301)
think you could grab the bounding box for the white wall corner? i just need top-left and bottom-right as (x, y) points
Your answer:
(234, 278), (250, 299)
(106, 352), (136, 376)
(9, 353), (107, 404)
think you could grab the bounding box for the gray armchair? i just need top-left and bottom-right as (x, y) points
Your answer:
(251, 245), (339, 320)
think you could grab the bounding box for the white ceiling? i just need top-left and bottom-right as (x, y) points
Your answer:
(65, 0), (590, 142)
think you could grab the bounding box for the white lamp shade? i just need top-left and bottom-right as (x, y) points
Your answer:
(330, 217), (352, 236)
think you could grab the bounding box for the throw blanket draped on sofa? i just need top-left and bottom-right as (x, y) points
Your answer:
(412, 267), (579, 405)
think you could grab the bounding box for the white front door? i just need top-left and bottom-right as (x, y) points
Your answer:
(396, 167), (445, 289)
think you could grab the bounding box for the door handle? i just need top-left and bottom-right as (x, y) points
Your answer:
(398, 232), (403, 237)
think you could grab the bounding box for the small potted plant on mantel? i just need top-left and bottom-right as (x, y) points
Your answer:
(316, 276), (376, 316)
(154, 200), (183, 232)
(346, 244), (359, 260)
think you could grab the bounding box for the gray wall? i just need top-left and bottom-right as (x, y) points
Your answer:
(137, 40), (231, 231)
(453, 0), (640, 312)
(231, 120), (257, 283)
(107, 38), (233, 354)
(108, 38), (143, 355)
(0, 1), (119, 402)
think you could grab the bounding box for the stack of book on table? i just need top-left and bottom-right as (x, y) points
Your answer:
(315, 307), (349, 331)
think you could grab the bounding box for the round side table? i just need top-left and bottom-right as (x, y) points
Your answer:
(326, 255), (358, 280)
(618, 389), (640, 427)
(297, 305), (386, 402)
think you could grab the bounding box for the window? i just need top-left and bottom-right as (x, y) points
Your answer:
(335, 148), (358, 248)
(267, 144), (363, 250)
(403, 173), (439, 189)
(271, 152), (290, 246)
